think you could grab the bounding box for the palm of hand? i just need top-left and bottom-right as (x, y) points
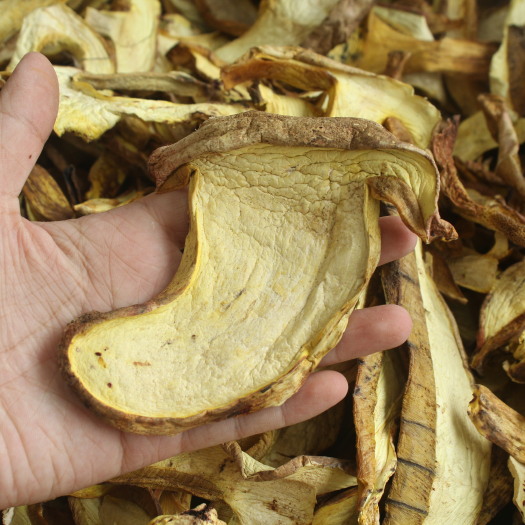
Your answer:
(0, 54), (415, 508)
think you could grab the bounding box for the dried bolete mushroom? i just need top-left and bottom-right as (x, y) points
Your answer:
(59, 112), (450, 434)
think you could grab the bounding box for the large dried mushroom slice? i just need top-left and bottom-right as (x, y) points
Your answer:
(59, 112), (449, 434)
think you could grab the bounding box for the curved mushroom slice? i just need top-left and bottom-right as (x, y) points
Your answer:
(0, 0), (66, 44)
(472, 259), (525, 380)
(221, 46), (441, 149)
(60, 112), (448, 435)
(85, 0), (161, 73)
(8, 3), (114, 74)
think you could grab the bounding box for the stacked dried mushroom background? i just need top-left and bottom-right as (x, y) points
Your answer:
(1, 0), (525, 524)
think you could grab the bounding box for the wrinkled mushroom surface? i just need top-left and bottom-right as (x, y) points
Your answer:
(60, 112), (446, 434)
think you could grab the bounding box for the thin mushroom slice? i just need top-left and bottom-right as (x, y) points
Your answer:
(59, 112), (449, 435)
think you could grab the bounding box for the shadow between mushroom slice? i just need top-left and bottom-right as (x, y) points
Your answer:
(59, 112), (451, 435)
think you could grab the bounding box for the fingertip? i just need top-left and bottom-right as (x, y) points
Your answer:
(1, 52), (59, 199)
(320, 304), (413, 366)
(378, 215), (418, 266)
(283, 370), (348, 422)
(12, 52), (59, 129)
(382, 304), (412, 346)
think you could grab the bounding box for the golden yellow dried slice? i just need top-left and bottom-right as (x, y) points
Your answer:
(490, 0), (525, 110)
(70, 484), (113, 499)
(76, 71), (211, 101)
(468, 384), (525, 463)
(312, 487), (359, 525)
(113, 442), (356, 525)
(349, 7), (496, 77)
(69, 496), (103, 525)
(454, 110), (525, 163)
(53, 66), (245, 141)
(252, 83), (321, 118)
(0, 0), (66, 43)
(447, 249), (499, 294)
(85, 153), (128, 200)
(427, 250), (468, 304)
(478, 93), (525, 199)
(222, 46), (441, 149)
(214, 0), (342, 63)
(382, 240), (491, 524)
(22, 165), (74, 221)
(354, 351), (404, 525)
(260, 402), (344, 467)
(508, 456), (525, 522)
(74, 191), (148, 216)
(433, 120), (525, 247)
(472, 260), (525, 375)
(59, 112), (448, 434)
(99, 495), (153, 525)
(85, 0), (161, 73)
(8, 3), (114, 74)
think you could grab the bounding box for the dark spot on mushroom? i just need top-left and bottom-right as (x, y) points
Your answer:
(259, 383), (273, 393)
(107, 383), (112, 388)
(266, 499), (279, 512)
(95, 352), (102, 356)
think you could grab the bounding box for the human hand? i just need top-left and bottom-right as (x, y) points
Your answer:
(0, 53), (415, 508)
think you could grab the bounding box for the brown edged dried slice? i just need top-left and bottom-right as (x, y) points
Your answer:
(221, 46), (442, 149)
(53, 66), (245, 141)
(213, 0), (343, 63)
(22, 165), (74, 221)
(382, 239), (491, 524)
(472, 259), (525, 378)
(0, 0), (66, 44)
(8, 3), (114, 74)
(312, 487), (359, 524)
(432, 119), (525, 247)
(59, 112), (450, 435)
(113, 442), (357, 524)
(468, 384), (525, 463)
(354, 350), (404, 524)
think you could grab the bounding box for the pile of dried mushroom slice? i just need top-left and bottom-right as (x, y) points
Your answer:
(2, 0), (525, 524)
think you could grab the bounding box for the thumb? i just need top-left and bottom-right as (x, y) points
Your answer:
(0, 52), (59, 205)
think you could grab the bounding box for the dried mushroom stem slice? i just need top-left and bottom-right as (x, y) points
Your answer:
(354, 350), (404, 525)
(468, 384), (525, 463)
(60, 113), (445, 435)
(382, 239), (491, 524)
